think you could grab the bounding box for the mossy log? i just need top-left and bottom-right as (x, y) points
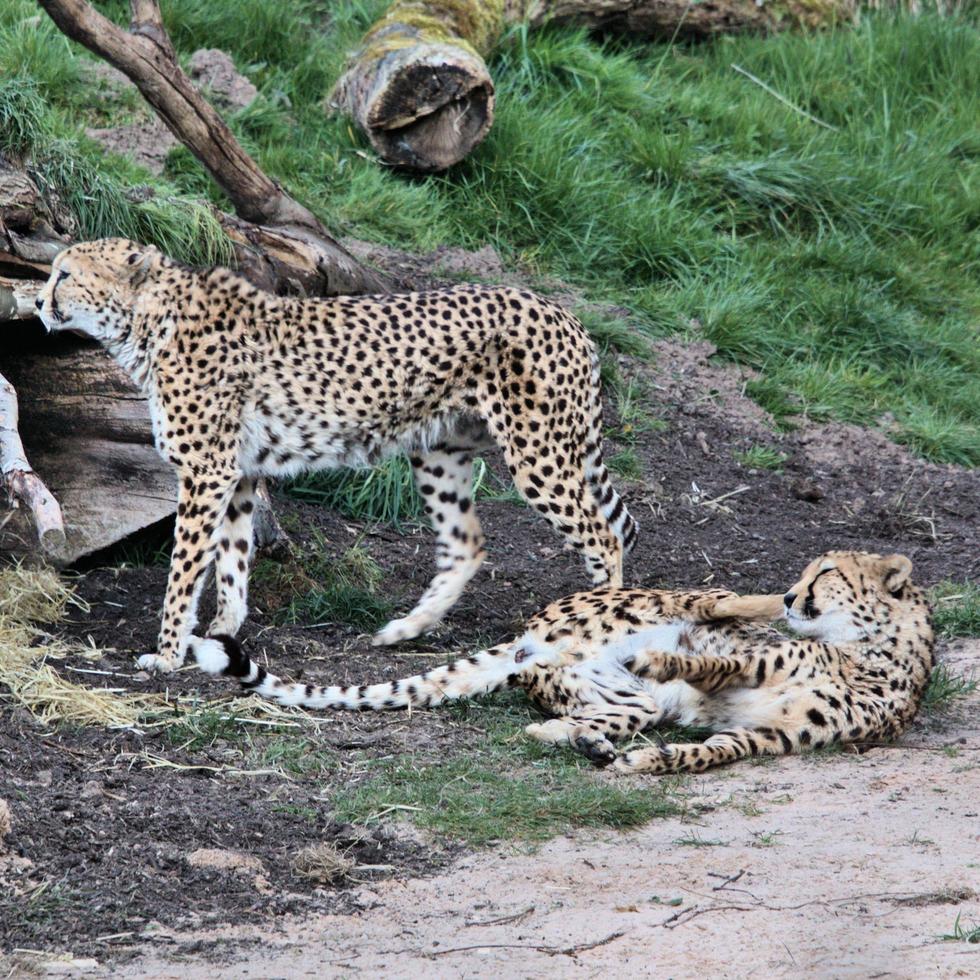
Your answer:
(331, 1), (506, 172)
(504, 0), (856, 40)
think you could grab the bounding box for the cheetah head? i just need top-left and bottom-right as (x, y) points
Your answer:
(782, 551), (914, 642)
(35, 238), (164, 341)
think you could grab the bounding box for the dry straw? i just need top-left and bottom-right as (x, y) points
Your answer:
(0, 563), (313, 732)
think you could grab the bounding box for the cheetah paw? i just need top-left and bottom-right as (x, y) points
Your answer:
(136, 653), (180, 673)
(372, 615), (430, 647)
(573, 735), (616, 767)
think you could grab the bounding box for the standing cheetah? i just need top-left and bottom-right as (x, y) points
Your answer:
(35, 239), (637, 672)
(198, 551), (934, 775)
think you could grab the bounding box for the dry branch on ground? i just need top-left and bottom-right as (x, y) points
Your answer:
(505, 0), (857, 40)
(0, 371), (65, 557)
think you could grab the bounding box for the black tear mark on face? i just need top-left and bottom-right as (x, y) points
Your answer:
(50, 269), (70, 322)
(803, 567), (834, 618)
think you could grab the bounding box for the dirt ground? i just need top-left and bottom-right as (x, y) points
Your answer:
(1, 248), (978, 976)
(117, 640), (980, 980)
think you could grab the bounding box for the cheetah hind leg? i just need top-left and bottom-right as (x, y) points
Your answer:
(526, 697), (665, 767)
(372, 447), (485, 646)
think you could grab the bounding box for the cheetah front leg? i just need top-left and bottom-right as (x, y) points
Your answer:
(629, 649), (749, 693)
(207, 477), (257, 637)
(614, 726), (790, 775)
(137, 468), (240, 673)
(372, 448), (485, 646)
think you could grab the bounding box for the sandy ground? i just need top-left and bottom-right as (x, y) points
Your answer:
(102, 640), (980, 980)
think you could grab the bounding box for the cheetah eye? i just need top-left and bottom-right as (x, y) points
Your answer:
(57, 270), (70, 283)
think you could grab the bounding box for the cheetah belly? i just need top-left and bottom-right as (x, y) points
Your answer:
(237, 403), (471, 478)
(521, 622), (689, 666)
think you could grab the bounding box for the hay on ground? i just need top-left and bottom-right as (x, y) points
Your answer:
(291, 842), (356, 884)
(0, 562), (319, 733)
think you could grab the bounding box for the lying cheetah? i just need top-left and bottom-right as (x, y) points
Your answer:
(35, 239), (637, 671)
(198, 551), (934, 774)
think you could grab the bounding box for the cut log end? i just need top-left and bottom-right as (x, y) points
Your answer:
(332, 4), (502, 173)
(370, 62), (494, 171)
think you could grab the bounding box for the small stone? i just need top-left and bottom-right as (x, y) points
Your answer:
(188, 49), (259, 110)
(352, 887), (381, 910)
(0, 798), (11, 847)
(791, 479), (824, 503)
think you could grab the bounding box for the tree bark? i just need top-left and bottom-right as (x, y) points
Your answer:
(37, 0), (389, 297)
(331, 1), (506, 172)
(504, 0), (856, 40)
(0, 368), (66, 557)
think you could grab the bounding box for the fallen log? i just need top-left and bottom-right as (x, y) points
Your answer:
(330, 1), (506, 172)
(38, 0), (389, 296)
(1, 326), (175, 565)
(504, 0), (856, 40)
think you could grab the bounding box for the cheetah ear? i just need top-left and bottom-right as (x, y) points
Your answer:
(124, 247), (158, 288)
(878, 554), (912, 594)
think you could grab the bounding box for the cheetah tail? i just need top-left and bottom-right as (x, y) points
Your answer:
(190, 635), (542, 711)
(588, 460), (639, 554)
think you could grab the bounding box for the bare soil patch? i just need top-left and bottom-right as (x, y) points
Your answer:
(118, 642), (980, 979)
(1, 249), (977, 969)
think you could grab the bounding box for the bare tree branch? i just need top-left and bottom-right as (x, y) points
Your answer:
(37, 0), (389, 296)
(0, 369), (66, 555)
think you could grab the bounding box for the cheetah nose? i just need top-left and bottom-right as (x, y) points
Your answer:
(783, 592), (797, 608)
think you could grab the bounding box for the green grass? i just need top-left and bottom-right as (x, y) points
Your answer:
(252, 531), (393, 631)
(4, 4), (979, 469)
(332, 691), (686, 845)
(673, 832), (727, 847)
(286, 455), (525, 525)
(606, 447), (644, 480)
(922, 663), (978, 713)
(941, 913), (980, 944)
(734, 445), (790, 471)
(931, 581), (980, 638)
(286, 456), (423, 527)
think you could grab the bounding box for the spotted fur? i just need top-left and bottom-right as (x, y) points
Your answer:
(198, 551), (933, 775)
(35, 239), (637, 671)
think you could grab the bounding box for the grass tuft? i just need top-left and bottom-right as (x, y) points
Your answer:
(333, 691), (686, 844)
(734, 445), (790, 471)
(252, 532), (392, 631)
(930, 581), (980, 638)
(291, 842), (356, 884)
(941, 913), (980, 944)
(922, 663), (978, 714)
(286, 457), (422, 527)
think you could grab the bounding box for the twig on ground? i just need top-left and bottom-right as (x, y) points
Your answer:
(429, 930), (625, 958)
(465, 906), (536, 928)
(708, 869), (746, 891)
(731, 64), (839, 131)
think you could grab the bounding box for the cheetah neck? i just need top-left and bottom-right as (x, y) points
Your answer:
(841, 588), (934, 704)
(101, 291), (182, 395)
